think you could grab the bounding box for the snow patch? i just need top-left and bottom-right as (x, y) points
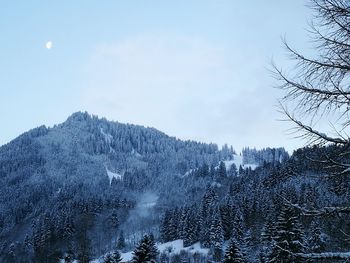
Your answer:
(137, 192), (158, 209)
(226, 154), (258, 173)
(211, 182), (222, 187)
(59, 259), (78, 263)
(244, 163), (258, 170)
(131, 148), (142, 158)
(182, 168), (197, 177)
(100, 128), (113, 143)
(182, 154), (259, 178)
(223, 159), (237, 171)
(120, 251), (134, 262)
(158, 240), (209, 256)
(92, 239), (209, 262)
(106, 167), (123, 184)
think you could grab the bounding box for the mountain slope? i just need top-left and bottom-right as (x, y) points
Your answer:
(0, 112), (292, 262)
(0, 112), (234, 260)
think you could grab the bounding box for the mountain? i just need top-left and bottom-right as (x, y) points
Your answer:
(0, 112), (293, 262)
(0, 112), (229, 260)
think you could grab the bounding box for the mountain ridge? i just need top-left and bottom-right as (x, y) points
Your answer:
(0, 111), (289, 262)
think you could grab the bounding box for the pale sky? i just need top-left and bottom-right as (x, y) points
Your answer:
(0, 1), (311, 152)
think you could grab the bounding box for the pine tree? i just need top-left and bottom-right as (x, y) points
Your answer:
(117, 230), (126, 250)
(242, 229), (253, 262)
(227, 163), (238, 177)
(269, 205), (306, 263)
(104, 250), (122, 263)
(217, 161), (227, 178)
(261, 218), (275, 244)
(179, 207), (189, 240)
(260, 218), (276, 262)
(109, 209), (119, 230)
(199, 206), (211, 248)
(63, 252), (74, 263)
(220, 197), (234, 240)
(202, 186), (218, 218)
(171, 208), (181, 240)
(182, 208), (198, 247)
(63, 216), (75, 239)
(307, 221), (326, 253)
(238, 165), (244, 175)
(210, 164), (216, 178)
(223, 238), (245, 263)
(232, 209), (244, 244)
(210, 212), (224, 262)
(200, 187), (219, 248)
(7, 243), (15, 261)
(131, 234), (158, 263)
(76, 213), (92, 263)
(160, 210), (172, 242)
(199, 164), (210, 177)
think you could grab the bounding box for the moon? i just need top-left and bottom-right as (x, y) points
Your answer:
(45, 41), (53, 50)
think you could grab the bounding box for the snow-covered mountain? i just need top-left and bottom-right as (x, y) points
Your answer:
(0, 112), (291, 262)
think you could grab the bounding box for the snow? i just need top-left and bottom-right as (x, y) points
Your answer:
(131, 148), (142, 158)
(106, 167), (123, 184)
(100, 128), (116, 153)
(100, 128), (113, 143)
(91, 239), (209, 262)
(182, 168), (197, 177)
(211, 182), (222, 187)
(231, 154), (243, 169)
(157, 239), (184, 254)
(139, 201), (157, 208)
(296, 252), (350, 259)
(158, 240), (209, 256)
(182, 154), (259, 178)
(137, 192), (158, 209)
(59, 259), (78, 263)
(120, 251), (134, 262)
(244, 163), (258, 170)
(223, 159), (237, 171)
(225, 154), (258, 173)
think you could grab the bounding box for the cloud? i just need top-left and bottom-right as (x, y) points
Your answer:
(81, 34), (300, 151)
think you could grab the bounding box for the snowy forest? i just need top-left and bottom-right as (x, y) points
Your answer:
(2, 0), (350, 262)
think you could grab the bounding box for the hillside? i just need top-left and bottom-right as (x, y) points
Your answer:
(0, 112), (292, 262)
(0, 112), (255, 260)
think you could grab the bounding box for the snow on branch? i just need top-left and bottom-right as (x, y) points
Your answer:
(296, 252), (350, 259)
(281, 196), (350, 216)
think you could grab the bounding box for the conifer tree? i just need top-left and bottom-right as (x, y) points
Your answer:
(116, 230), (126, 250)
(223, 238), (245, 263)
(179, 207), (189, 240)
(220, 197), (234, 240)
(261, 218), (275, 244)
(109, 210), (119, 230)
(232, 209), (245, 244)
(160, 210), (171, 242)
(307, 221), (326, 253)
(227, 163), (238, 177)
(182, 208), (198, 247)
(218, 161), (227, 178)
(131, 234), (158, 263)
(104, 250), (122, 263)
(269, 205), (306, 263)
(210, 212), (224, 262)
(260, 218), (276, 262)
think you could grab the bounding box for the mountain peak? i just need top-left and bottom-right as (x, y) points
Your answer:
(65, 111), (93, 123)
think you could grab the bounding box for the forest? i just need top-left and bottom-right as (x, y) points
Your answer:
(1, 0), (350, 262)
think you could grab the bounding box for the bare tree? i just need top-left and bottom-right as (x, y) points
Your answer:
(275, 0), (350, 146)
(275, 0), (350, 175)
(275, 0), (350, 259)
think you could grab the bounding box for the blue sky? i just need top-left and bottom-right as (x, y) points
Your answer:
(0, 1), (310, 151)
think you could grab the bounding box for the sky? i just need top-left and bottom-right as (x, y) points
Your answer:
(0, 1), (311, 152)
